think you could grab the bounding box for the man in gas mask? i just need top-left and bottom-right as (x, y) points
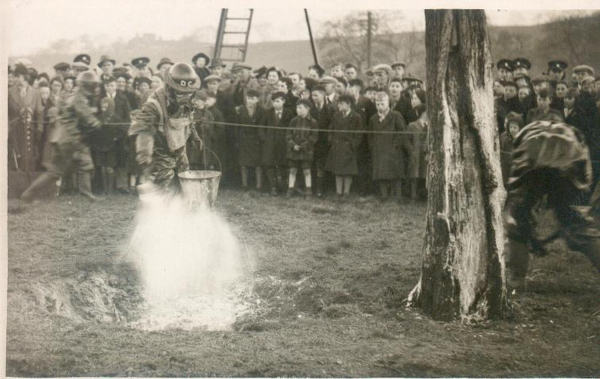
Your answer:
(20, 71), (103, 201)
(128, 62), (203, 192)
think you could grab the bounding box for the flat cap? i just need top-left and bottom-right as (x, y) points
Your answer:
(232, 62), (252, 71)
(194, 89), (208, 101)
(204, 74), (222, 83)
(573, 65), (595, 76)
(157, 57), (174, 70)
(209, 58), (226, 68)
(318, 76), (338, 85)
(372, 64), (393, 74)
(391, 61), (406, 69)
(53, 62), (71, 71)
(296, 98), (313, 108)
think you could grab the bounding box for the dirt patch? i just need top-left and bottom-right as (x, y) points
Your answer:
(28, 263), (143, 323)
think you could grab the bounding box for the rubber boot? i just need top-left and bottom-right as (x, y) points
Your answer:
(78, 172), (101, 201)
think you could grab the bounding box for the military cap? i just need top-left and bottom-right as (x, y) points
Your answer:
(391, 61), (406, 69)
(74, 54), (91, 66)
(246, 89), (260, 98)
(308, 64), (325, 77)
(204, 74), (222, 83)
(403, 73), (423, 83)
(271, 91), (287, 101)
(156, 57), (174, 70)
(513, 58), (531, 70)
(318, 76), (338, 85)
(53, 62), (71, 71)
(296, 98), (312, 109)
(232, 62), (252, 72)
(531, 75), (550, 85)
(573, 65), (595, 76)
(372, 64), (393, 74)
(194, 89), (208, 101)
(496, 59), (514, 71)
(98, 55), (116, 67)
(15, 58), (33, 68)
(548, 60), (568, 73)
(209, 58), (226, 68)
(192, 52), (210, 65)
(132, 57), (150, 67)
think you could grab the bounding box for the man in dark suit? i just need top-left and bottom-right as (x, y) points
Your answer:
(103, 75), (132, 192)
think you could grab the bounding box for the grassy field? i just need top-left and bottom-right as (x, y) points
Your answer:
(6, 189), (600, 377)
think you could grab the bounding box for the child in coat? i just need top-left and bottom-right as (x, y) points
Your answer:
(259, 91), (294, 195)
(499, 112), (524, 185)
(286, 98), (317, 198)
(406, 104), (428, 202)
(326, 94), (363, 197)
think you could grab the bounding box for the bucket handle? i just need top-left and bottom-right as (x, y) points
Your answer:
(202, 147), (222, 173)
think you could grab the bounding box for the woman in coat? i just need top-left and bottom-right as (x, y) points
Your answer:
(326, 94), (363, 197)
(259, 91), (294, 195)
(369, 91), (409, 201)
(286, 99), (317, 198)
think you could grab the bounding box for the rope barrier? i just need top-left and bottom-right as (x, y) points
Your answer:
(9, 116), (428, 134)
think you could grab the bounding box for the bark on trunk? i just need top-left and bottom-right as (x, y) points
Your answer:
(409, 10), (508, 321)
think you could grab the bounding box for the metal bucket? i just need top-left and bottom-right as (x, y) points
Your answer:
(178, 170), (222, 209)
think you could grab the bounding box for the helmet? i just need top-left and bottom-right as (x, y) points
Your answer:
(77, 70), (101, 84)
(165, 62), (200, 93)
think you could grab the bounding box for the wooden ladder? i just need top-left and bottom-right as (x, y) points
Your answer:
(213, 9), (254, 63)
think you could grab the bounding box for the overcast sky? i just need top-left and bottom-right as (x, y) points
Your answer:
(4, 0), (597, 56)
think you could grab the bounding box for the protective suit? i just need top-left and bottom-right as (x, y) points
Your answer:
(128, 63), (202, 191)
(505, 120), (600, 289)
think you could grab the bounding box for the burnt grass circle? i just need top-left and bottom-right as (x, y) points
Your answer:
(6, 191), (600, 377)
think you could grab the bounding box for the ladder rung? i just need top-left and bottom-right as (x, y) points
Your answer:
(221, 44), (246, 49)
(220, 58), (244, 62)
(224, 31), (247, 34)
(226, 17), (251, 21)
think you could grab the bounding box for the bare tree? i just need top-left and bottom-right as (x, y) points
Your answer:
(408, 9), (508, 321)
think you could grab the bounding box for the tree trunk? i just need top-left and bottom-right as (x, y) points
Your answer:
(408, 10), (508, 321)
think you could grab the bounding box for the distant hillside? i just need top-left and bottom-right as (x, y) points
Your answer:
(8, 12), (600, 82)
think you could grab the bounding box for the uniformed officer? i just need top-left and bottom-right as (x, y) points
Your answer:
(513, 58), (531, 78)
(547, 60), (568, 82)
(128, 62), (203, 192)
(496, 59), (514, 81)
(20, 71), (104, 202)
(132, 57), (151, 78)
